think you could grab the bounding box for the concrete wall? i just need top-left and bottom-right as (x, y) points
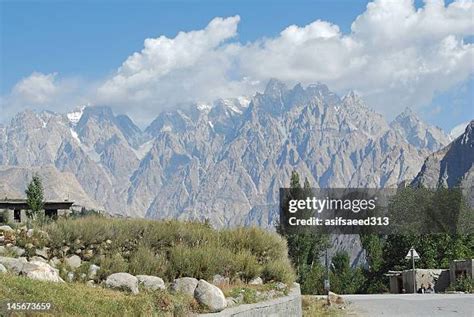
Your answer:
(402, 269), (450, 293)
(199, 283), (302, 317)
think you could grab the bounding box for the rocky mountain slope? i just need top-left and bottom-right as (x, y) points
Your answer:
(412, 120), (474, 204)
(0, 80), (450, 226)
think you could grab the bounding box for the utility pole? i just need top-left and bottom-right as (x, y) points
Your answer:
(411, 248), (416, 294)
(324, 249), (331, 305)
(405, 247), (420, 293)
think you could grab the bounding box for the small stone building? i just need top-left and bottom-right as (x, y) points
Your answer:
(386, 264), (467, 294)
(0, 200), (74, 223)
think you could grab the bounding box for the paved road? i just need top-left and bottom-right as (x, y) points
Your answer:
(342, 293), (474, 317)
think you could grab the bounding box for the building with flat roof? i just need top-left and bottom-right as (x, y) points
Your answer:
(0, 199), (74, 223)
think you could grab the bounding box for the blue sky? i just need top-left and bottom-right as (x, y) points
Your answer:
(1, 0), (472, 132)
(1, 0), (369, 91)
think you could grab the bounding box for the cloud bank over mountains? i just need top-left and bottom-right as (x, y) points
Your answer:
(1, 0), (473, 126)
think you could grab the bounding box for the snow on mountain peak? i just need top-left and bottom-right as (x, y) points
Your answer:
(67, 105), (87, 125)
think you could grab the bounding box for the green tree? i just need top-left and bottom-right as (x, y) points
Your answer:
(329, 251), (366, 294)
(277, 171), (329, 294)
(25, 174), (44, 219)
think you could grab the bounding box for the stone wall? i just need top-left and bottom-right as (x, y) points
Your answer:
(199, 283), (302, 317)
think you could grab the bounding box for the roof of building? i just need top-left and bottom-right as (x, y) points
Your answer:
(0, 199), (74, 209)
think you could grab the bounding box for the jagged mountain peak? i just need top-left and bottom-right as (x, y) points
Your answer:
(460, 120), (474, 144)
(390, 107), (450, 152)
(77, 105), (116, 125)
(264, 78), (288, 95)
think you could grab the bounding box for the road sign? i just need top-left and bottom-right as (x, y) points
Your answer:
(405, 247), (420, 260)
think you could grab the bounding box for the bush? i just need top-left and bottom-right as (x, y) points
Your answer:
(96, 253), (129, 281)
(261, 258), (296, 285)
(39, 216), (295, 284)
(448, 276), (474, 293)
(128, 245), (168, 277)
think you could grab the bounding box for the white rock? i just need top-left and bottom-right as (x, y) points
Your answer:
(249, 277), (263, 285)
(105, 273), (139, 294)
(86, 280), (95, 288)
(171, 277), (199, 296)
(35, 247), (50, 259)
(22, 261), (65, 283)
(194, 279), (227, 312)
(88, 264), (100, 279)
(136, 275), (166, 291)
(0, 225), (14, 232)
(65, 255), (81, 270)
(11, 246), (25, 257)
(67, 272), (75, 282)
(212, 274), (230, 286)
(29, 256), (47, 263)
(0, 263), (7, 273)
(49, 257), (61, 268)
(0, 256), (25, 274)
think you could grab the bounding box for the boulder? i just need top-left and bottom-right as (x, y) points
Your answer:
(0, 225), (14, 232)
(88, 264), (100, 279)
(328, 291), (345, 305)
(171, 277), (199, 296)
(86, 280), (95, 288)
(35, 247), (50, 259)
(249, 277), (263, 285)
(0, 264), (7, 273)
(49, 257), (61, 268)
(67, 272), (75, 282)
(212, 274), (230, 286)
(136, 275), (166, 291)
(21, 261), (64, 283)
(83, 249), (94, 260)
(194, 280), (227, 312)
(105, 273), (139, 294)
(65, 255), (81, 270)
(0, 256), (26, 274)
(11, 246), (25, 257)
(29, 256), (47, 263)
(0, 246), (5, 255)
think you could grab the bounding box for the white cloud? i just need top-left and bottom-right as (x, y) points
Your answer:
(2, 0), (474, 125)
(1, 72), (92, 120)
(11, 72), (58, 104)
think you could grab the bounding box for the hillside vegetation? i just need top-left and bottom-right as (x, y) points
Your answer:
(30, 216), (295, 284)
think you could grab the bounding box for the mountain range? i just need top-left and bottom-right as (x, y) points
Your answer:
(0, 80), (459, 225)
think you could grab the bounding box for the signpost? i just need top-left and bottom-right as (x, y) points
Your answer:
(405, 247), (420, 293)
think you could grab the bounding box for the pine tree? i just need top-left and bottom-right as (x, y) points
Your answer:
(25, 174), (44, 219)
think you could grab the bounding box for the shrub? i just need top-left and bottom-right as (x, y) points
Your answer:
(231, 251), (261, 282)
(39, 216), (295, 284)
(167, 244), (224, 280)
(261, 258), (296, 285)
(448, 276), (474, 293)
(96, 253), (129, 281)
(128, 245), (168, 277)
